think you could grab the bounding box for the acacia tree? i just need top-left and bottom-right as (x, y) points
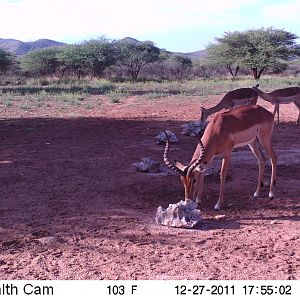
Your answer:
(206, 42), (241, 77)
(80, 38), (118, 77)
(0, 48), (14, 75)
(21, 47), (62, 76)
(164, 55), (192, 80)
(57, 44), (91, 78)
(58, 38), (117, 78)
(115, 40), (160, 81)
(206, 28), (300, 79)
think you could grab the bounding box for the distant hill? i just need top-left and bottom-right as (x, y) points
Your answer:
(119, 37), (142, 45)
(0, 36), (206, 59)
(174, 50), (207, 60)
(0, 38), (66, 56)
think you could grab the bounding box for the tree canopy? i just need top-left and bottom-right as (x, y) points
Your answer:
(115, 41), (161, 81)
(206, 27), (300, 79)
(21, 47), (62, 76)
(0, 48), (14, 74)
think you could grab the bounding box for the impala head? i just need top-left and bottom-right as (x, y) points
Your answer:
(199, 107), (208, 122)
(163, 131), (207, 203)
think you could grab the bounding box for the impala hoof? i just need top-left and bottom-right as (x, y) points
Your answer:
(253, 191), (260, 198)
(269, 191), (274, 200)
(213, 205), (221, 211)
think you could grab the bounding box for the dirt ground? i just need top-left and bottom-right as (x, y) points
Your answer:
(0, 93), (299, 280)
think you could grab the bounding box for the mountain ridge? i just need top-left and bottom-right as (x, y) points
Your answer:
(0, 37), (205, 59)
(0, 38), (66, 56)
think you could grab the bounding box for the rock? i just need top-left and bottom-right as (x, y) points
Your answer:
(155, 200), (202, 228)
(37, 236), (59, 246)
(154, 130), (178, 145)
(181, 121), (207, 137)
(132, 157), (161, 173)
(214, 214), (226, 220)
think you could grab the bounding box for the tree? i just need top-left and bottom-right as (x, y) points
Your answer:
(57, 44), (90, 78)
(58, 38), (117, 78)
(206, 28), (300, 79)
(81, 38), (117, 77)
(115, 40), (160, 81)
(164, 55), (192, 80)
(206, 42), (240, 77)
(21, 47), (62, 76)
(0, 48), (14, 75)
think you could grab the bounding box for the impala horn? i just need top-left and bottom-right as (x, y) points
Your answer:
(187, 131), (205, 176)
(163, 131), (187, 176)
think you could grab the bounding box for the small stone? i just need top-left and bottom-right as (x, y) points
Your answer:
(132, 157), (161, 173)
(181, 121), (207, 136)
(37, 236), (59, 246)
(154, 130), (178, 145)
(214, 214), (226, 220)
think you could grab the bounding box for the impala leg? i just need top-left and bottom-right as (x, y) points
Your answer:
(248, 138), (265, 198)
(273, 103), (279, 124)
(195, 172), (205, 204)
(214, 155), (231, 211)
(257, 131), (277, 199)
(294, 102), (300, 124)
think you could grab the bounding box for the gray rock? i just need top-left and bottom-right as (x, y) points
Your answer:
(156, 200), (202, 228)
(132, 157), (161, 173)
(37, 236), (59, 246)
(181, 121), (207, 137)
(154, 130), (178, 145)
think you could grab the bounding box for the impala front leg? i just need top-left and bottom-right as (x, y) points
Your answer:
(214, 155), (231, 211)
(273, 103), (279, 124)
(195, 172), (205, 204)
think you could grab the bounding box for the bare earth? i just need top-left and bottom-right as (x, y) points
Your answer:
(0, 94), (299, 280)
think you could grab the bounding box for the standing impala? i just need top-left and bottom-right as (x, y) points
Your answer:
(252, 85), (300, 124)
(164, 105), (277, 210)
(199, 88), (258, 122)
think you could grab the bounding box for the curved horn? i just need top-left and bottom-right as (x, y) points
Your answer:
(192, 131), (205, 154)
(187, 132), (205, 176)
(163, 131), (186, 176)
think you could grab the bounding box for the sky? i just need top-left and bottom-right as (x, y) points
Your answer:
(1, 0), (300, 52)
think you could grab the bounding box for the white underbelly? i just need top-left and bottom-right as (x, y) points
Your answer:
(232, 126), (258, 148)
(234, 137), (256, 148)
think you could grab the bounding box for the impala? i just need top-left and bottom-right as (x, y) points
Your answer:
(252, 85), (300, 124)
(199, 88), (258, 122)
(164, 105), (277, 210)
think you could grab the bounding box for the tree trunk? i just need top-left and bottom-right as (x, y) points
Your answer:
(234, 66), (240, 76)
(257, 68), (265, 79)
(227, 65), (234, 77)
(251, 68), (258, 80)
(227, 65), (240, 77)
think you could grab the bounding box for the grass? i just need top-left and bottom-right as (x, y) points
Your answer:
(0, 75), (300, 111)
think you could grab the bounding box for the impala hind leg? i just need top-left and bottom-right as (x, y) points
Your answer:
(294, 101), (300, 124)
(257, 131), (277, 199)
(248, 138), (265, 198)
